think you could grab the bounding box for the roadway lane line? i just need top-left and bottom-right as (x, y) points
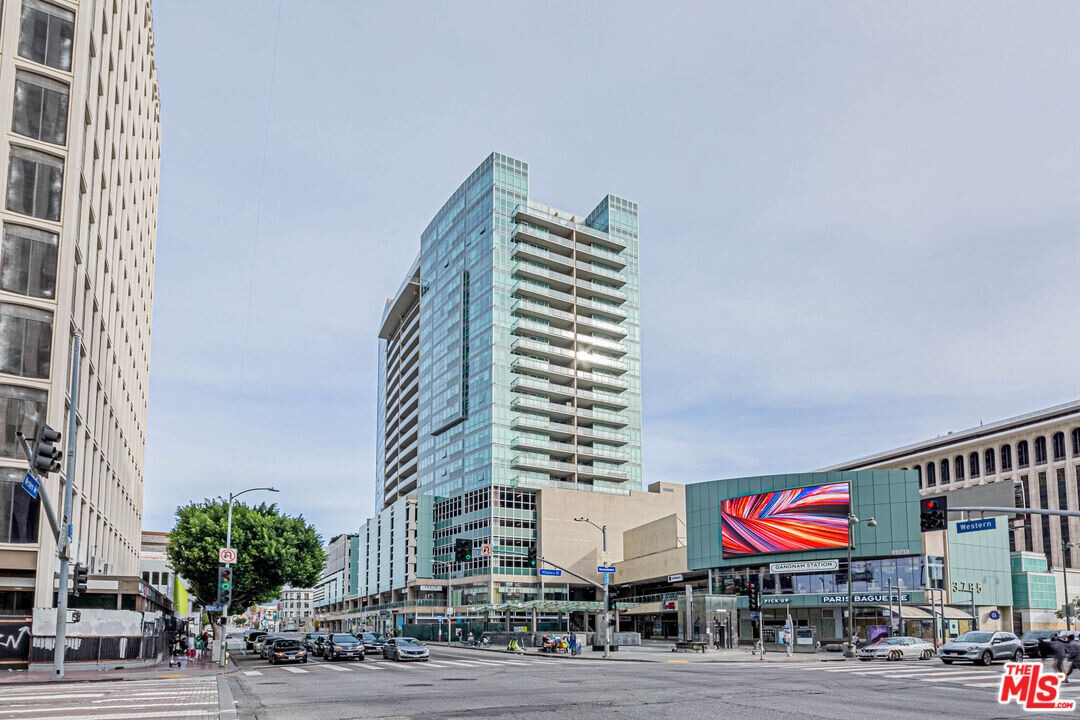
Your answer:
(319, 664), (351, 671)
(429, 659), (479, 666)
(283, 667), (308, 673)
(349, 663), (383, 670)
(921, 672), (1002, 682)
(0, 693), (106, 701)
(0, 713), (219, 720)
(243, 670), (263, 676)
(963, 681), (1005, 687)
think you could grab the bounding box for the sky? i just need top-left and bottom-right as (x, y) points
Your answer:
(143, 1), (1080, 540)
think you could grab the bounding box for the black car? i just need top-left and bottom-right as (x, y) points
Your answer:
(359, 632), (388, 653)
(323, 633), (364, 661)
(1021, 630), (1055, 658)
(303, 632), (325, 654)
(268, 638), (308, 665)
(244, 630), (268, 650)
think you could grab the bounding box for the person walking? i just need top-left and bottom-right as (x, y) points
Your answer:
(1050, 633), (1067, 675)
(1066, 634), (1080, 683)
(569, 632), (577, 656)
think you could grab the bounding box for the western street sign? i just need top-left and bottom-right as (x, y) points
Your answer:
(219, 548), (237, 563)
(204, 604), (223, 612)
(769, 559), (839, 574)
(539, 568), (562, 577)
(20, 472), (38, 499)
(957, 518), (997, 534)
(598, 566), (616, 573)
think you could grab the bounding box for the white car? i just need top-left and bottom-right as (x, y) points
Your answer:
(858, 636), (937, 661)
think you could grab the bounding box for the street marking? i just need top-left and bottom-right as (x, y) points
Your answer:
(464, 659), (506, 665)
(243, 670), (263, 676)
(319, 663), (350, 671)
(373, 661), (412, 669)
(349, 662), (384, 670)
(0, 713), (219, 720)
(283, 667), (308, 673)
(667, 660), (689, 663)
(964, 681), (1006, 687)
(921, 672), (1001, 682)
(430, 659), (479, 666)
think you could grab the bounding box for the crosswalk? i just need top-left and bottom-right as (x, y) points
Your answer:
(240, 656), (589, 677)
(0, 676), (219, 719)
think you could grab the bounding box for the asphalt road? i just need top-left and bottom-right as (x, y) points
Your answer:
(228, 645), (1049, 720)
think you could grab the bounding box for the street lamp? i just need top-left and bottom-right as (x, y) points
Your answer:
(574, 517), (610, 658)
(219, 486), (279, 666)
(1064, 541), (1076, 631)
(845, 513), (876, 658)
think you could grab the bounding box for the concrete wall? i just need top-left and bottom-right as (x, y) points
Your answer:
(33, 608), (154, 637)
(537, 482), (685, 581)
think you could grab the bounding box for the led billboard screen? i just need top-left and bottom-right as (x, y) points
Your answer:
(721, 482), (850, 558)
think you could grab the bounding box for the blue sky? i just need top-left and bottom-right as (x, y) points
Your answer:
(143, 1), (1080, 539)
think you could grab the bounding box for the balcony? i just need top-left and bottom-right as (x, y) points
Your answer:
(511, 396), (575, 419)
(511, 338), (576, 365)
(576, 242), (626, 270)
(511, 222), (574, 253)
(576, 464), (630, 482)
(513, 204), (625, 252)
(576, 351), (628, 374)
(575, 388), (630, 411)
(511, 357), (575, 382)
(576, 332), (628, 356)
(511, 435), (579, 457)
(511, 415), (576, 439)
(577, 277), (627, 303)
(575, 259), (627, 287)
(574, 444), (629, 463)
(512, 241), (574, 274)
(576, 369), (628, 391)
(513, 261), (576, 292)
(511, 280), (576, 310)
(576, 296), (627, 321)
(574, 221), (625, 252)
(575, 425), (629, 445)
(575, 313), (627, 339)
(512, 454), (579, 475)
(577, 406), (629, 427)
(512, 298), (574, 327)
(512, 318), (575, 347)
(510, 376), (574, 402)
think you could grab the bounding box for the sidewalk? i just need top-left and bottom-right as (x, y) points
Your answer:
(0, 653), (229, 686)
(442, 641), (847, 663)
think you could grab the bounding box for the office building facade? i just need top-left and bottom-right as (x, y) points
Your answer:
(0, 0), (160, 611)
(377, 153), (641, 588)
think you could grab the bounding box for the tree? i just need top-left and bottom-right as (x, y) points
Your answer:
(167, 500), (325, 613)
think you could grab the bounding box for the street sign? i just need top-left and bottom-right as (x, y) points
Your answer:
(957, 518), (996, 534)
(769, 559), (839, 573)
(219, 548), (237, 563)
(480, 543), (493, 557)
(598, 566), (616, 574)
(20, 472), (39, 499)
(66, 610), (81, 624)
(989, 610), (1001, 620)
(667, 574), (684, 583)
(539, 568), (562, 577)
(446, 607), (454, 616)
(204, 604), (223, 612)
(750, 611), (761, 620)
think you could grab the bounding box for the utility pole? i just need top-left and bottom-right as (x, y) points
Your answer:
(574, 518), (608, 658)
(220, 487), (278, 666)
(54, 331), (82, 679)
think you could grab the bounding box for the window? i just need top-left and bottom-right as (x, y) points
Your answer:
(940, 459), (950, 484)
(985, 448), (995, 475)
(161, 572), (169, 586)
(0, 303), (52, 378)
(18, 0), (74, 72)
(151, 572), (159, 585)
(12, 71), (69, 145)
(927, 462), (936, 487)
(142, 572), (150, 583)
(1035, 436), (1047, 465)
(1021, 475), (1033, 552)
(0, 467), (39, 542)
(1, 224), (57, 299)
(1018, 441), (1029, 469)
(0, 383), (47, 457)
(969, 452), (980, 478)
(1053, 432), (1066, 461)
(1039, 472), (1050, 554)
(1058, 469), (1070, 568)
(915, 465), (922, 488)
(5, 146), (63, 221)
(955, 456), (965, 481)
(1001, 444), (1013, 472)
(1074, 428), (1080, 456)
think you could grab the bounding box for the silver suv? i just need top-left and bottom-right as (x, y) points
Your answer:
(938, 630), (1024, 665)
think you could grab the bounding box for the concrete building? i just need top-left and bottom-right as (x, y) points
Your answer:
(0, 0), (160, 614)
(139, 531), (197, 624)
(277, 587), (312, 631)
(827, 400), (1080, 632)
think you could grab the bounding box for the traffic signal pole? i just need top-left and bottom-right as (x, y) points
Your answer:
(54, 330), (82, 679)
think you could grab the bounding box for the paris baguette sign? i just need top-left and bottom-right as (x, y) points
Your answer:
(768, 560), (839, 574)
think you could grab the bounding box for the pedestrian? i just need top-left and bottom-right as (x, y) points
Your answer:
(850, 632), (859, 650)
(1066, 635), (1080, 683)
(1050, 633), (1067, 675)
(1039, 634), (1053, 666)
(186, 633), (196, 660)
(569, 632), (577, 656)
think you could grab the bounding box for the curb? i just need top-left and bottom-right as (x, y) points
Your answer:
(0, 668), (226, 687)
(435, 643), (849, 664)
(218, 675), (237, 719)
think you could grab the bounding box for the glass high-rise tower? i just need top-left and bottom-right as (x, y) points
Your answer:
(377, 152), (640, 586)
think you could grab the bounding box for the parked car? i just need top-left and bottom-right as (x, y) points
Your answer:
(858, 636), (937, 661)
(303, 633), (325, 654)
(383, 637), (430, 661)
(359, 632), (388, 653)
(257, 634), (285, 659)
(939, 631), (1023, 665)
(267, 638), (308, 665)
(1021, 630), (1055, 658)
(244, 630), (268, 650)
(324, 633), (364, 661)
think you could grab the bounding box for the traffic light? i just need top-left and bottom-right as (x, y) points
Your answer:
(526, 544), (537, 570)
(73, 563), (88, 596)
(454, 538), (472, 563)
(747, 581), (760, 611)
(920, 496), (948, 532)
(218, 566), (233, 605)
(608, 587), (618, 613)
(30, 423), (62, 476)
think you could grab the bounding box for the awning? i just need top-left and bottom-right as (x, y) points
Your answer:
(471, 600), (641, 614)
(621, 601), (663, 616)
(877, 605), (932, 620)
(918, 606), (974, 620)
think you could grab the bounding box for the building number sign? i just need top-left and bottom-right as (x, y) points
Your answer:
(951, 580), (983, 594)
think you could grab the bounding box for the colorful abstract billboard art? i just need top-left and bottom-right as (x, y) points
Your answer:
(720, 483), (850, 558)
